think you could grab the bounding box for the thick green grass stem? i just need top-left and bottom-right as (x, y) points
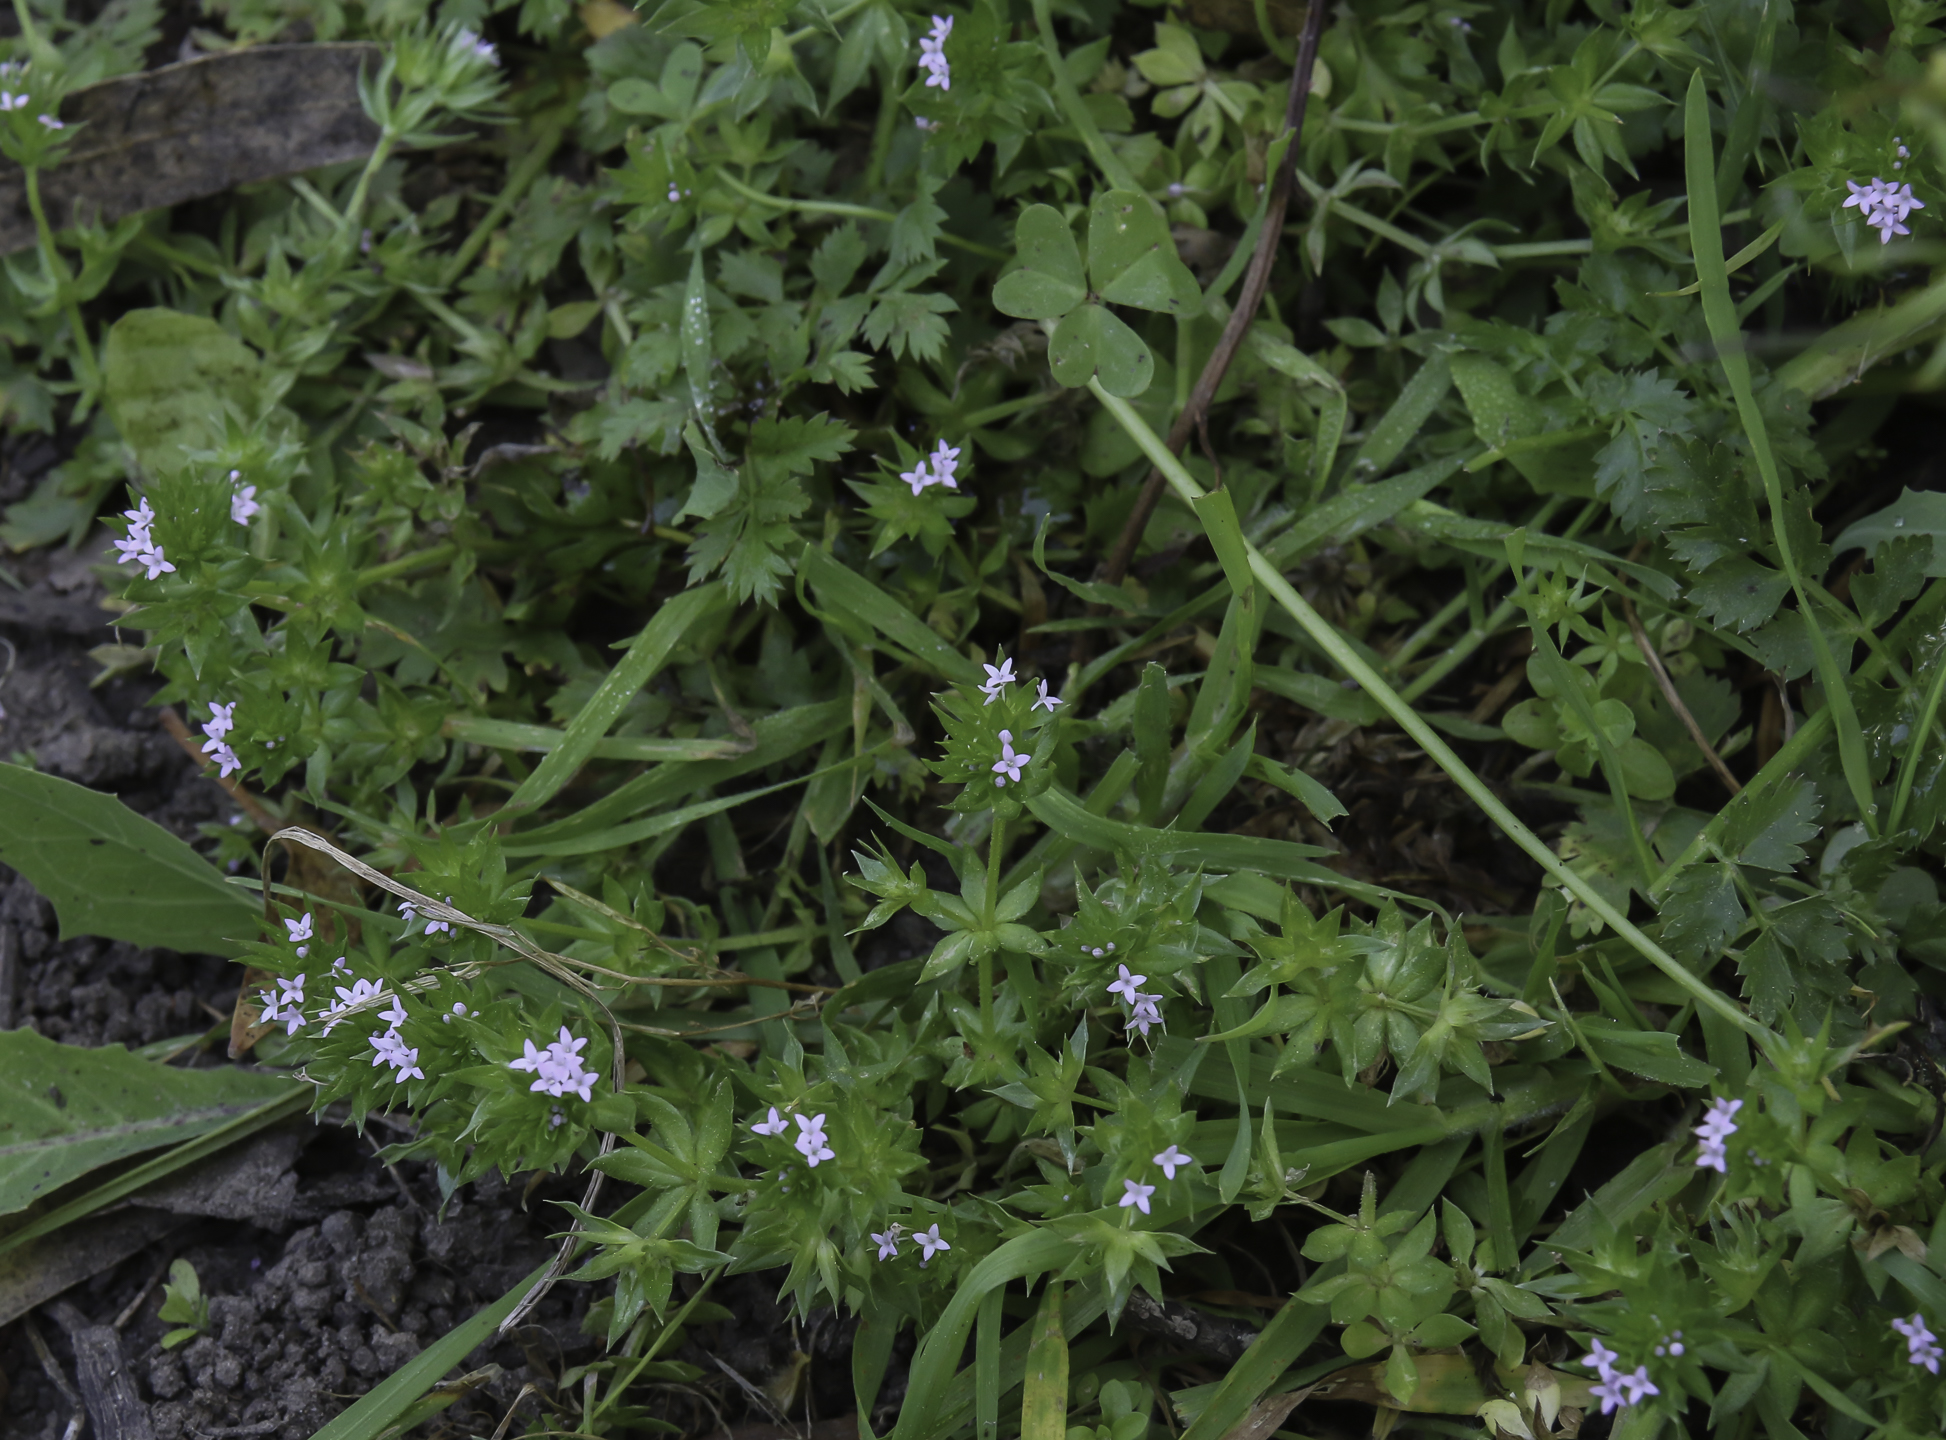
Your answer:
(1030, 0), (1140, 193)
(1087, 378), (1769, 1042)
(1683, 72), (1877, 837)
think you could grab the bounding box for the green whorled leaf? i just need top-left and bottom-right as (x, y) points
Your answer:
(1086, 190), (1200, 315)
(992, 204), (1087, 320)
(102, 309), (261, 476)
(1049, 304), (1153, 396)
(0, 763), (257, 956)
(0, 1027), (298, 1215)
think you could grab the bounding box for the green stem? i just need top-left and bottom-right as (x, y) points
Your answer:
(1889, 639), (1946, 836)
(784, 0), (874, 45)
(981, 813), (1005, 1050)
(1087, 377), (1768, 1042)
(714, 171), (1008, 260)
(22, 167), (98, 403)
(439, 109), (572, 288)
(1389, 495), (1571, 675)
(357, 542), (458, 589)
(340, 131), (400, 239)
(1029, 0), (1140, 192)
(864, 51), (906, 193)
(590, 1267), (724, 1423)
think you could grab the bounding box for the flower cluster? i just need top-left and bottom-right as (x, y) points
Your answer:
(113, 497), (175, 581)
(1693, 1097), (1741, 1173)
(257, 974), (307, 1036)
(917, 14), (952, 91)
(229, 470), (260, 526)
(1843, 175), (1926, 243)
(1894, 1314), (1943, 1374)
(508, 1025), (599, 1102)
(872, 1221), (950, 1265)
(1107, 963), (1165, 1039)
(1580, 1338), (1659, 1416)
(200, 701), (241, 778)
(899, 438), (963, 497)
(321, 975), (383, 1035)
(400, 896), (456, 937)
(367, 996), (424, 1084)
(751, 1107), (837, 1167)
(980, 652), (1062, 712)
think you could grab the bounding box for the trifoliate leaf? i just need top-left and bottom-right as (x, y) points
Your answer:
(992, 204), (1087, 320)
(1087, 190), (1201, 315)
(1049, 303), (1154, 396)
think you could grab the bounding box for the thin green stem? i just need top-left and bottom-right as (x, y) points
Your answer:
(1390, 495), (1571, 675)
(590, 1268), (724, 1423)
(23, 166), (98, 402)
(784, 0), (874, 45)
(1889, 640), (1946, 836)
(713, 171), (1008, 260)
(288, 175), (347, 229)
(340, 131), (400, 239)
(981, 813), (1005, 1052)
(358, 542), (458, 589)
(1087, 377), (1769, 1042)
(440, 109), (572, 288)
(1029, 0), (1140, 192)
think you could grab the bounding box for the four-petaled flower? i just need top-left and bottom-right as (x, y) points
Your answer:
(752, 1106), (791, 1137)
(230, 471), (260, 526)
(1693, 1096), (1741, 1173)
(928, 438), (961, 489)
(113, 496), (176, 581)
(285, 911), (314, 958)
(1153, 1145), (1193, 1180)
(917, 15), (953, 90)
(1118, 1178), (1156, 1214)
(899, 458), (934, 497)
(1895, 1314), (1944, 1373)
(1844, 176), (1927, 244)
(794, 1112), (836, 1166)
(507, 1025), (598, 1102)
(991, 730), (1030, 786)
(1107, 964), (1147, 1004)
(981, 655), (1017, 704)
(1033, 679), (1063, 713)
(873, 1228), (901, 1260)
(914, 1223), (950, 1265)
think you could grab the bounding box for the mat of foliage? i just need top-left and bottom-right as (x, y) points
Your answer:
(5, 0), (1946, 1439)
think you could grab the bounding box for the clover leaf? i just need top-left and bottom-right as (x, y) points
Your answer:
(991, 190), (1201, 397)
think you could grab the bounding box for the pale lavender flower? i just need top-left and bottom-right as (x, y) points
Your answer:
(284, 911), (313, 957)
(1106, 964), (1147, 1004)
(230, 481), (260, 526)
(1617, 1367), (1658, 1405)
(917, 15), (953, 90)
(794, 1112), (835, 1166)
(980, 655), (1017, 703)
(752, 1106), (790, 1137)
(991, 730), (1030, 786)
(899, 457), (934, 496)
(873, 1228), (901, 1260)
(1032, 678), (1063, 712)
(1152, 1144), (1193, 1180)
(927, 438), (962, 489)
(1894, 1314), (1943, 1373)
(913, 1223), (950, 1265)
(37, 113), (59, 129)
(1118, 1178), (1155, 1214)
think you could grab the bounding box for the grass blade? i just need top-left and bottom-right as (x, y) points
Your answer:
(1682, 71), (1877, 836)
(1020, 1282), (1068, 1440)
(976, 1286), (1003, 1440)
(500, 583), (727, 817)
(1087, 378), (1769, 1043)
(308, 1261), (550, 1440)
